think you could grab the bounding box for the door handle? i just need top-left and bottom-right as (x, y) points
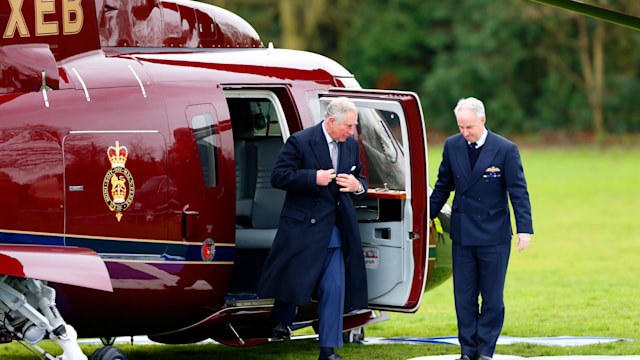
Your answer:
(183, 211), (199, 238)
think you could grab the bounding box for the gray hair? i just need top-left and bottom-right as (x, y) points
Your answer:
(324, 97), (357, 123)
(454, 97), (485, 120)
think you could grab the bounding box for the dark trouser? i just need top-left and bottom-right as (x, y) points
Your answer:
(316, 245), (345, 348)
(273, 227), (345, 349)
(452, 241), (510, 358)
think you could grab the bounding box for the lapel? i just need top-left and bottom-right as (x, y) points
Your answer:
(452, 135), (471, 176)
(311, 122), (340, 197)
(310, 122), (333, 170)
(337, 141), (347, 173)
(459, 130), (498, 193)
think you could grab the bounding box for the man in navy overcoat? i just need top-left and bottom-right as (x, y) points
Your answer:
(430, 97), (533, 360)
(258, 97), (368, 360)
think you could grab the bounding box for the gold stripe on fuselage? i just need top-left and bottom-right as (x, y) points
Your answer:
(0, 228), (236, 247)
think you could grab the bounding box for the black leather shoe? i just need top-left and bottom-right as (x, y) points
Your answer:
(271, 322), (291, 340)
(318, 354), (342, 360)
(477, 356), (492, 360)
(457, 355), (472, 360)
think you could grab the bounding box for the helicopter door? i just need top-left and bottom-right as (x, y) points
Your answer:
(63, 131), (169, 251)
(319, 90), (428, 312)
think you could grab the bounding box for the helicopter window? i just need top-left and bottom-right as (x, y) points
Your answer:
(250, 100), (281, 137)
(357, 107), (405, 190)
(191, 112), (219, 187)
(160, 1), (181, 39)
(228, 98), (282, 139)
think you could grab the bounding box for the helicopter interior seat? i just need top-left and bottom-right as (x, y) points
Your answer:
(235, 139), (256, 228)
(230, 98), (259, 228)
(235, 137), (285, 249)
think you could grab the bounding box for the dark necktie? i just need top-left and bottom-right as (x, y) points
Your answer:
(468, 142), (481, 169)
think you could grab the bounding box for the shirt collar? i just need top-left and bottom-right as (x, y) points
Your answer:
(322, 121), (335, 145)
(468, 127), (488, 147)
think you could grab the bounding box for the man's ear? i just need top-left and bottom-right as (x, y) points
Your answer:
(328, 117), (336, 129)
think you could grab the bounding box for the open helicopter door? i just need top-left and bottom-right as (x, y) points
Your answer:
(319, 89), (429, 312)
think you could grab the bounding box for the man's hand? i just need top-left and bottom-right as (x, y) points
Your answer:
(316, 169), (336, 186)
(336, 173), (360, 192)
(516, 233), (531, 252)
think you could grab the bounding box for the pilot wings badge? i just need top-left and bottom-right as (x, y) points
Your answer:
(483, 166), (502, 178)
(102, 141), (135, 222)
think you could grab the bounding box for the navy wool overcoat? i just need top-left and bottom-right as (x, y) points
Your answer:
(257, 122), (368, 310)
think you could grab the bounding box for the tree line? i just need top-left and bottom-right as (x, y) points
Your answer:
(206, 0), (640, 141)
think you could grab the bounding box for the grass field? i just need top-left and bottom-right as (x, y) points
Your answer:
(2, 144), (640, 359)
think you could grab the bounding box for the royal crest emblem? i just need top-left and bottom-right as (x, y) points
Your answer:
(103, 141), (135, 222)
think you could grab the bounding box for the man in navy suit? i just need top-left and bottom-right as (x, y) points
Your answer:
(430, 97), (533, 360)
(258, 97), (368, 360)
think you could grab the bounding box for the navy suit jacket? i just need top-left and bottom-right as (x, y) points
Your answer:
(258, 122), (368, 309)
(430, 129), (533, 246)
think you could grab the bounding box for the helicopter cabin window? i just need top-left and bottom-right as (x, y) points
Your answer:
(244, 99), (282, 137)
(357, 107), (405, 191)
(189, 109), (219, 187)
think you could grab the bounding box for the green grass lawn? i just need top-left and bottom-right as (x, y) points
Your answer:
(3, 144), (640, 359)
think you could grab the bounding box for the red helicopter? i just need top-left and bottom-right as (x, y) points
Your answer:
(0, 0), (454, 359)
